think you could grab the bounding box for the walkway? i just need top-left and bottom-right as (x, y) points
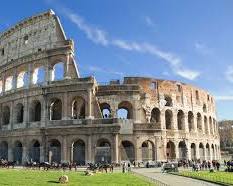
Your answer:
(132, 168), (220, 186)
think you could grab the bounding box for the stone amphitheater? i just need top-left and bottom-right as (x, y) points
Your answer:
(0, 10), (220, 165)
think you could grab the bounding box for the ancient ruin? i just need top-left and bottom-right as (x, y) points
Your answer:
(0, 10), (220, 165)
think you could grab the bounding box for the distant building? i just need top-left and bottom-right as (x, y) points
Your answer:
(0, 10), (220, 165)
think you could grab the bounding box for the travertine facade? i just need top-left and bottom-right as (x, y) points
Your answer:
(0, 10), (220, 165)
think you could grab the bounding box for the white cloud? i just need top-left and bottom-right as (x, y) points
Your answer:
(225, 66), (233, 83)
(215, 95), (233, 101)
(145, 16), (156, 28)
(61, 8), (200, 80)
(194, 42), (212, 55)
(65, 12), (109, 46)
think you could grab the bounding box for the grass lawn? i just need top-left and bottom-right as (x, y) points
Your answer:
(0, 169), (154, 186)
(177, 171), (233, 185)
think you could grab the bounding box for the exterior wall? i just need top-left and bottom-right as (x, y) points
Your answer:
(0, 10), (221, 165)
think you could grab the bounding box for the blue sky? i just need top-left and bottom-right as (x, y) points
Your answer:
(1, 0), (233, 120)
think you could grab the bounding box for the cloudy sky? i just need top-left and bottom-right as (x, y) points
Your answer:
(1, 0), (233, 120)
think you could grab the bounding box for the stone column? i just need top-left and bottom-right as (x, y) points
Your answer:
(87, 135), (92, 163)
(186, 141), (191, 160)
(62, 136), (68, 162)
(40, 145), (45, 162)
(64, 53), (72, 79)
(1, 72), (6, 94)
(193, 115), (198, 133)
(10, 102), (14, 130)
(8, 147), (13, 161)
(62, 92), (68, 120)
(12, 69), (17, 90)
(112, 134), (119, 163)
(133, 100), (141, 123)
(135, 137), (142, 162)
(22, 146), (28, 163)
(175, 142), (180, 160)
(27, 63), (33, 88)
(24, 98), (29, 126)
(196, 143), (200, 160)
(86, 89), (93, 119)
(184, 113), (189, 133)
(160, 110), (166, 130)
(172, 111), (178, 130)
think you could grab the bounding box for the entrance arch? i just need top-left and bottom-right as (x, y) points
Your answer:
(121, 141), (135, 163)
(178, 141), (187, 160)
(29, 140), (40, 162)
(73, 140), (85, 165)
(48, 139), (61, 163)
(13, 141), (23, 165)
(141, 141), (155, 161)
(206, 143), (210, 160)
(166, 141), (176, 160)
(95, 139), (111, 163)
(199, 143), (205, 161)
(0, 141), (8, 160)
(191, 143), (196, 160)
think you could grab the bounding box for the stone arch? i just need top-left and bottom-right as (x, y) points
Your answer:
(203, 104), (207, 113)
(72, 139), (85, 165)
(191, 143), (196, 160)
(141, 140), (155, 161)
(150, 108), (160, 123)
(178, 141), (187, 160)
(48, 139), (61, 163)
(49, 98), (62, 120)
(211, 144), (215, 160)
(5, 76), (13, 91)
(117, 101), (133, 119)
(177, 110), (185, 130)
(51, 62), (64, 81)
(199, 143), (205, 161)
(206, 143), (210, 160)
(29, 100), (41, 122)
(95, 138), (111, 163)
(72, 97), (85, 119)
(29, 140), (40, 162)
(121, 140), (135, 163)
(166, 141), (176, 160)
(204, 116), (208, 134)
(15, 103), (24, 123)
(188, 111), (194, 131)
(165, 109), (173, 129)
(2, 105), (10, 125)
(209, 117), (213, 134)
(32, 66), (46, 84)
(0, 141), (8, 160)
(17, 71), (29, 88)
(100, 103), (111, 118)
(197, 113), (202, 130)
(13, 141), (23, 165)
(164, 95), (172, 106)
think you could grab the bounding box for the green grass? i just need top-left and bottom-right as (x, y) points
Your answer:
(177, 171), (233, 185)
(0, 169), (154, 186)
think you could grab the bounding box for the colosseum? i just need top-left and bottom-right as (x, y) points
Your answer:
(0, 10), (220, 165)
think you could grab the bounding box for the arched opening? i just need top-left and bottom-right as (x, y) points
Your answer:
(211, 144), (215, 160)
(164, 95), (172, 106)
(203, 104), (207, 113)
(150, 108), (160, 123)
(177, 110), (185, 130)
(73, 140), (85, 165)
(32, 66), (46, 84)
(13, 141), (23, 165)
(2, 106), (10, 125)
(51, 62), (64, 81)
(165, 110), (173, 129)
(121, 141), (135, 163)
(95, 139), (111, 163)
(178, 141), (187, 160)
(166, 141), (176, 160)
(204, 116), (208, 134)
(49, 99), (62, 120)
(117, 101), (133, 119)
(100, 103), (111, 118)
(0, 141), (8, 160)
(197, 113), (202, 131)
(191, 143), (196, 160)
(199, 143), (205, 161)
(29, 140), (40, 162)
(206, 143), (210, 160)
(141, 141), (155, 162)
(72, 97), (85, 119)
(30, 101), (41, 122)
(188, 111), (194, 131)
(15, 103), (24, 123)
(48, 139), (61, 163)
(209, 117), (213, 134)
(17, 71), (29, 88)
(5, 76), (13, 91)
